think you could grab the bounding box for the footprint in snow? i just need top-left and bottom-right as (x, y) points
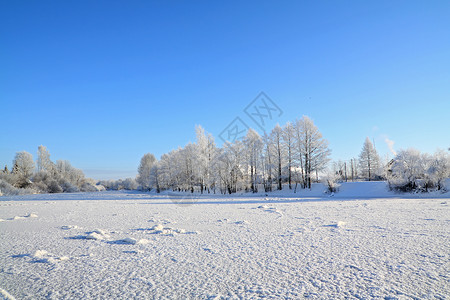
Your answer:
(136, 224), (195, 235)
(108, 237), (150, 245)
(7, 213), (38, 221)
(234, 220), (249, 225)
(61, 225), (79, 230)
(323, 221), (347, 228)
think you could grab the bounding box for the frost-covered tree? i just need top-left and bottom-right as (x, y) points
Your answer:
(388, 148), (450, 192)
(359, 137), (380, 181)
(282, 122), (295, 189)
(37, 145), (54, 174)
(270, 124), (284, 190)
(137, 153), (156, 191)
(388, 149), (424, 191)
(295, 116), (331, 189)
(217, 142), (244, 194)
(150, 162), (161, 193)
(426, 149), (450, 190)
(12, 151), (35, 188)
(262, 133), (274, 192)
(195, 125), (216, 193)
(243, 128), (263, 193)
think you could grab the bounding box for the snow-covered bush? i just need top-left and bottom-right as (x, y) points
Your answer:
(322, 172), (341, 193)
(48, 179), (63, 193)
(388, 149), (450, 192)
(58, 179), (80, 193)
(0, 179), (36, 196)
(425, 149), (450, 191)
(12, 151), (35, 188)
(0, 179), (20, 196)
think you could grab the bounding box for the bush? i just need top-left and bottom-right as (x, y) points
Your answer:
(322, 172), (341, 194)
(388, 149), (450, 192)
(0, 179), (36, 196)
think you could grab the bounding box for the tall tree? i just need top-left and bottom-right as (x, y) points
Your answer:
(270, 124), (284, 190)
(137, 153), (156, 190)
(195, 125), (216, 193)
(295, 116), (331, 189)
(243, 128), (263, 193)
(37, 145), (54, 173)
(282, 122), (295, 189)
(262, 133), (273, 192)
(359, 137), (380, 181)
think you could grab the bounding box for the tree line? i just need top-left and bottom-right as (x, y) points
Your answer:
(135, 117), (449, 195)
(1, 116), (448, 196)
(0, 146), (102, 196)
(137, 116), (332, 194)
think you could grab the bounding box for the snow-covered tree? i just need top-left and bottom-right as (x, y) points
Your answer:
(195, 125), (216, 193)
(137, 153), (156, 191)
(359, 137), (380, 181)
(270, 124), (284, 190)
(282, 122), (295, 189)
(12, 151), (35, 188)
(150, 162), (161, 193)
(243, 128), (263, 193)
(37, 145), (54, 173)
(388, 149), (424, 191)
(426, 149), (450, 190)
(217, 141), (244, 194)
(294, 116), (331, 189)
(262, 133), (274, 192)
(388, 148), (450, 192)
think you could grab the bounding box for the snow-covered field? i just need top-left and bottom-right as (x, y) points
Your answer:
(1, 183), (449, 299)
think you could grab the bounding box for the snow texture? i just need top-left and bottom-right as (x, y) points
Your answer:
(0, 184), (449, 299)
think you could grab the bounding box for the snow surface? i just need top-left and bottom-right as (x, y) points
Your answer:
(0, 182), (449, 299)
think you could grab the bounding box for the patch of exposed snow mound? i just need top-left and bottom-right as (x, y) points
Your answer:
(25, 213), (37, 218)
(86, 232), (105, 240)
(151, 224), (164, 231)
(146, 224), (190, 235)
(86, 229), (110, 240)
(337, 221), (347, 227)
(32, 250), (69, 264)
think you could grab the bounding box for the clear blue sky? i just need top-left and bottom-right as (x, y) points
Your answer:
(1, 1), (449, 180)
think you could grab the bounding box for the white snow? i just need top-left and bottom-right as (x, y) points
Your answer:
(31, 250), (69, 264)
(0, 288), (16, 300)
(85, 230), (110, 240)
(0, 184), (449, 299)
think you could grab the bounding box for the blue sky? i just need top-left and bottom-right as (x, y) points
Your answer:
(1, 1), (449, 180)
